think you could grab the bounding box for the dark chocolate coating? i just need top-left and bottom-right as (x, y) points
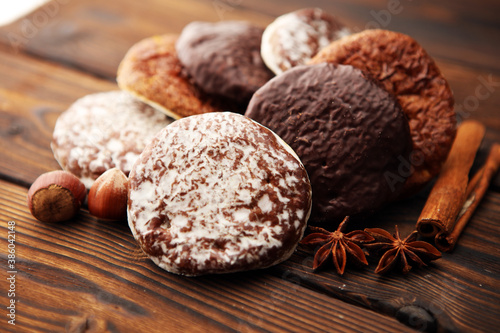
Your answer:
(175, 21), (274, 104)
(310, 29), (456, 194)
(245, 63), (413, 224)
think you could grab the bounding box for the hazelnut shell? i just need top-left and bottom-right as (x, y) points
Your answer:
(88, 168), (129, 221)
(27, 170), (86, 223)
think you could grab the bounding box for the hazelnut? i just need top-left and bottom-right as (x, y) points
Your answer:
(27, 170), (87, 223)
(88, 168), (129, 220)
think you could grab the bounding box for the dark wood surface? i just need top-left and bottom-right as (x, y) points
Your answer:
(0, 0), (499, 332)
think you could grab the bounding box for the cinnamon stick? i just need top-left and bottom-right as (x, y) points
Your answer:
(435, 143), (500, 252)
(416, 120), (485, 239)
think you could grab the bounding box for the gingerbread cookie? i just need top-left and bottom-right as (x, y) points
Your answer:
(117, 34), (228, 119)
(310, 29), (456, 193)
(51, 91), (173, 189)
(128, 112), (311, 276)
(261, 8), (350, 74)
(245, 63), (412, 224)
(175, 21), (274, 105)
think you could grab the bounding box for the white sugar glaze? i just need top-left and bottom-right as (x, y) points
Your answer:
(51, 91), (173, 188)
(261, 8), (350, 74)
(128, 112), (312, 276)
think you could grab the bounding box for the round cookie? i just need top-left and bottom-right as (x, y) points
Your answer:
(309, 29), (456, 193)
(51, 91), (173, 189)
(128, 112), (311, 276)
(245, 63), (413, 224)
(175, 21), (274, 104)
(261, 8), (350, 74)
(117, 34), (227, 119)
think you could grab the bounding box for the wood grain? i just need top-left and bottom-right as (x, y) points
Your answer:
(0, 0), (273, 79)
(0, 180), (416, 333)
(0, 0), (498, 79)
(0, 0), (499, 332)
(273, 191), (500, 333)
(0, 45), (117, 187)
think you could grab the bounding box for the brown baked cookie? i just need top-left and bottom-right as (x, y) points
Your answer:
(117, 34), (225, 119)
(309, 29), (456, 193)
(175, 21), (274, 105)
(261, 8), (350, 74)
(128, 112), (312, 276)
(51, 91), (173, 189)
(245, 63), (412, 224)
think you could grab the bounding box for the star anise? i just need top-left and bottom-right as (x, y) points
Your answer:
(300, 216), (374, 275)
(364, 226), (442, 275)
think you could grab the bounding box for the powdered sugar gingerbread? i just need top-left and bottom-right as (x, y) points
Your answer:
(128, 112), (312, 276)
(51, 91), (173, 189)
(261, 8), (350, 74)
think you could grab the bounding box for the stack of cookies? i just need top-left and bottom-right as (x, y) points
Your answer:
(50, 8), (456, 276)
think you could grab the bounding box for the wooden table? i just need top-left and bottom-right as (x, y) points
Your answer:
(1, 0), (499, 332)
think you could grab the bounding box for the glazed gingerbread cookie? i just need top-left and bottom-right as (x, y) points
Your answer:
(128, 112), (312, 276)
(310, 29), (456, 193)
(175, 21), (274, 105)
(245, 63), (413, 224)
(261, 8), (350, 74)
(51, 91), (173, 189)
(117, 34), (229, 119)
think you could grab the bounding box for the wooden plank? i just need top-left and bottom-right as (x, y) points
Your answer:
(0, 0), (498, 80)
(0, 45), (117, 187)
(0, 179), (417, 333)
(0, 2), (499, 331)
(272, 190), (500, 333)
(439, 61), (500, 131)
(308, 0), (500, 73)
(0, 0), (274, 79)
